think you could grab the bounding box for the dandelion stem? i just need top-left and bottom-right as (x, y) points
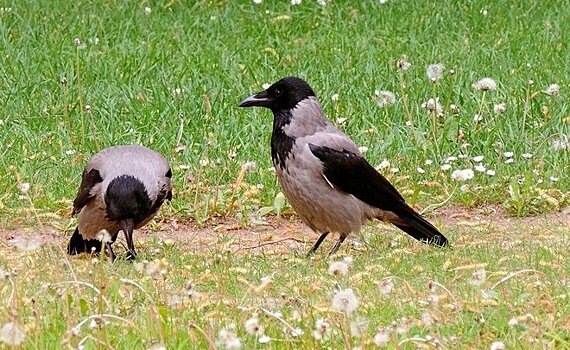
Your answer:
(189, 323), (215, 350)
(430, 83), (440, 157)
(490, 269), (543, 290)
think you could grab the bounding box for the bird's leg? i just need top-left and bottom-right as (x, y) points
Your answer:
(105, 242), (116, 262)
(307, 232), (330, 256)
(328, 234), (347, 256)
(121, 219), (137, 260)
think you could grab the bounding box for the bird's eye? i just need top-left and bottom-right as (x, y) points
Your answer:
(274, 89), (282, 97)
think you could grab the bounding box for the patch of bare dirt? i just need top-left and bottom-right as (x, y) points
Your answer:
(0, 207), (568, 255)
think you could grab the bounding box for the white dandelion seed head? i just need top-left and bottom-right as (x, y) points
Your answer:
(425, 159), (433, 165)
(508, 318), (519, 327)
(474, 164), (486, 172)
(421, 312), (434, 327)
(522, 153), (533, 159)
(328, 261), (349, 276)
(473, 77), (497, 91)
(490, 341), (506, 350)
(173, 87), (182, 95)
(331, 93), (339, 102)
(471, 269), (487, 286)
(373, 327), (390, 347)
(244, 317), (262, 336)
(0, 322), (25, 346)
(290, 328), (303, 337)
(343, 256), (353, 264)
(494, 103), (507, 114)
(426, 63), (445, 82)
(377, 278), (394, 295)
(85, 104), (92, 113)
(312, 318), (330, 340)
(451, 168), (474, 181)
(377, 159), (390, 170)
(73, 37), (82, 47)
(397, 58), (411, 71)
(486, 169), (496, 176)
(375, 90), (397, 108)
(217, 325), (241, 350)
(545, 83), (560, 96)
(95, 229), (112, 243)
(504, 151), (514, 158)
(349, 317), (368, 338)
(241, 161), (257, 173)
(417, 167), (425, 174)
(551, 137), (569, 150)
(17, 182), (30, 194)
(422, 97), (443, 116)
(258, 335), (271, 343)
(144, 6), (151, 14)
(331, 288), (359, 314)
(441, 164), (452, 171)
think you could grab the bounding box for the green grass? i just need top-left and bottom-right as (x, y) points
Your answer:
(0, 0), (569, 348)
(0, 219), (568, 349)
(0, 0), (568, 224)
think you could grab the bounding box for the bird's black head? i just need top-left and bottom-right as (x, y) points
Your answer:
(238, 76), (316, 112)
(104, 175), (151, 224)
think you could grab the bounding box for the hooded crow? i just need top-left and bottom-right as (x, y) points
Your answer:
(67, 145), (172, 261)
(239, 77), (448, 255)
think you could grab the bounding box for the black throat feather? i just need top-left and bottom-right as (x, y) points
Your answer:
(271, 109), (295, 170)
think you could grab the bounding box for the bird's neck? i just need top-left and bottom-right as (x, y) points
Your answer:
(271, 110), (295, 171)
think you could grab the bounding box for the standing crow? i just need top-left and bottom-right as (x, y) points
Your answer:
(239, 77), (448, 255)
(67, 145), (172, 261)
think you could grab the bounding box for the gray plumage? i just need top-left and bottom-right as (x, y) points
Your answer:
(67, 145), (172, 261)
(239, 77), (448, 255)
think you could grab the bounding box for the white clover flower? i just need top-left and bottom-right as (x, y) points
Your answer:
(441, 164), (452, 171)
(244, 317), (262, 335)
(551, 137), (569, 150)
(253, 0), (263, 3)
(444, 156), (458, 163)
(549, 176), (559, 182)
(417, 167), (425, 174)
(504, 151), (514, 158)
(425, 159), (433, 165)
(493, 103), (507, 114)
(0, 322), (25, 346)
(397, 58), (411, 71)
(473, 114), (483, 122)
(486, 169), (496, 176)
(262, 83), (271, 90)
(505, 158), (514, 164)
(336, 117), (347, 124)
(95, 229), (112, 243)
(522, 153), (533, 159)
(328, 261), (349, 276)
(471, 269), (487, 286)
(331, 93), (339, 102)
(291, 0), (302, 4)
(451, 169), (474, 181)
(545, 83), (560, 96)
(374, 90), (396, 107)
(332, 288), (359, 314)
(17, 182), (30, 194)
(173, 87), (182, 95)
(473, 78), (497, 91)
(358, 146), (369, 153)
(426, 63), (445, 82)
(317, 0), (328, 5)
(449, 104), (460, 114)
(377, 278), (394, 295)
(144, 6), (151, 15)
(473, 155), (484, 162)
(474, 164), (486, 172)
(490, 341), (506, 350)
(65, 149), (76, 155)
(85, 104), (92, 113)
(377, 159), (390, 170)
(373, 327), (390, 347)
(390, 167), (399, 173)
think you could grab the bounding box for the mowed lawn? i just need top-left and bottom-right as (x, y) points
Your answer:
(0, 0), (568, 349)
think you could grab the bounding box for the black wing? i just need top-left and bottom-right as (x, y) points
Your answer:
(308, 144), (405, 209)
(71, 168), (103, 216)
(308, 144), (448, 247)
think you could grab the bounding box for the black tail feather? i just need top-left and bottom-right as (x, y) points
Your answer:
(392, 212), (448, 247)
(67, 227), (103, 255)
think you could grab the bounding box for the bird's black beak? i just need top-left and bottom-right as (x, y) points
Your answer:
(238, 90), (273, 108)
